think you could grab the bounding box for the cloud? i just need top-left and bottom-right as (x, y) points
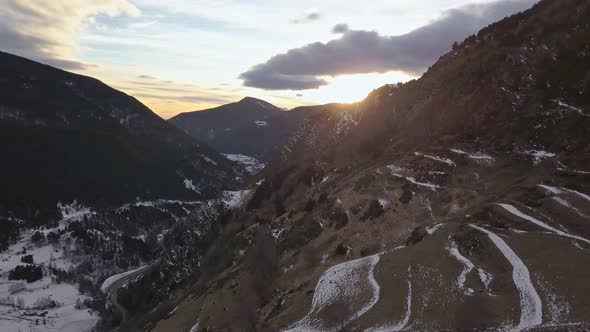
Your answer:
(332, 23), (349, 34)
(240, 0), (537, 90)
(137, 74), (157, 79)
(0, 0), (139, 70)
(114, 76), (239, 111)
(291, 10), (321, 24)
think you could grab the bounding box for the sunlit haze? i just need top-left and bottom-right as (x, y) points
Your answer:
(1, 0), (536, 118)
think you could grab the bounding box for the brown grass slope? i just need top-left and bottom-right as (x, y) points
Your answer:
(151, 1), (590, 331)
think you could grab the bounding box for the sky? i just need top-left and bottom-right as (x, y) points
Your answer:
(0, 0), (536, 119)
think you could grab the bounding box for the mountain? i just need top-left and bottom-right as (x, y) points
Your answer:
(156, 1), (590, 331)
(0, 52), (248, 332)
(0, 51), (243, 221)
(168, 97), (327, 163)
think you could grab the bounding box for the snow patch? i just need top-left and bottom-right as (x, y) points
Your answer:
(425, 223), (444, 235)
(56, 201), (94, 221)
(405, 177), (441, 191)
(366, 266), (412, 332)
(467, 152), (495, 166)
(335, 112), (358, 135)
(450, 148), (467, 155)
(201, 154), (217, 166)
(556, 161), (590, 175)
(116, 199), (201, 213)
(222, 190), (252, 209)
(555, 100), (589, 116)
(498, 204), (590, 245)
(552, 197), (586, 217)
(536, 277), (571, 326)
(537, 185), (563, 195)
(414, 152), (455, 167)
(447, 241), (475, 295)
(223, 154), (265, 174)
(478, 268), (493, 291)
(271, 227), (285, 240)
(183, 178), (199, 194)
(562, 188), (590, 203)
(470, 224), (542, 331)
(283, 253), (381, 331)
(450, 149), (495, 166)
(387, 165), (441, 191)
(522, 150), (555, 165)
(189, 319), (200, 332)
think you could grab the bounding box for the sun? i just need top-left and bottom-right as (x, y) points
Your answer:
(301, 71), (416, 105)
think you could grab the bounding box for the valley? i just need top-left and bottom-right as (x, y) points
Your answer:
(1, 0), (589, 331)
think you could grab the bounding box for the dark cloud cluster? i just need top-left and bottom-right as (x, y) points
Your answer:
(291, 11), (321, 24)
(332, 23), (349, 34)
(241, 0), (537, 90)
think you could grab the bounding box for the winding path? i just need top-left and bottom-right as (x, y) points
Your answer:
(102, 263), (156, 323)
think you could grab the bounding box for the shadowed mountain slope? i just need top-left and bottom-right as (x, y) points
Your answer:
(0, 51), (243, 220)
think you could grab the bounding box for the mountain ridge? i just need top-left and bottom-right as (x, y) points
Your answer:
(154, 1), (590, 331)
(0, 50), (243, 220)
(168, 97), (329, 161)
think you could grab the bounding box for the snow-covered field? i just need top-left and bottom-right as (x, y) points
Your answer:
(222, 154), (266, 174)
(0, 202), (99, 332)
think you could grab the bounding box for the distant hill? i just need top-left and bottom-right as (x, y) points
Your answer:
(0, 51), (243, 220)
(168, 97), (328, 162)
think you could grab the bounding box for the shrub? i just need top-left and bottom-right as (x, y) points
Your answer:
(9, 265), (43, 283)
(33, 296), (57, 309)
(31, 231), (45, 243)
(334, 243), (350, 256)
(279, 221), (323, 252)
(330, 209), (349, 230)
(46, 231), (60, 244)
(244, 229), (279, 301)
(399, 185), (413, 204)
(274, 196), (287, 217)
(360, 243), (381, 257)
(304, 199), (316, 212)
(406, 227), (426, 246)
(301, 244), (321, 269)
(21, 255), (34, 264)
(361, 200), (385, 220)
